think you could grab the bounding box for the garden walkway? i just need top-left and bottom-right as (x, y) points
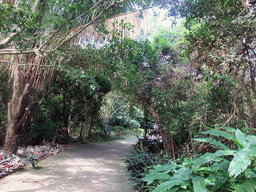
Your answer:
(0, 137), (138, 192)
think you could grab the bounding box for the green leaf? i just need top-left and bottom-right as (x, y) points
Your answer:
(152, 180), (183, 192)
(218, 127), (236, 133)
(247, 135), (256, 147)
(235, 129), (246, 148)
(143, 172), (173, 185)
(245, 168), (256, 178)
(153, 162), (181, 172)
(211, 175), (228, 191)
(193, 138), (230, 150)
(229, 148), (252, 178)
(211, 159), (230, 173)
(205, 175), (217, 186)
(172, 168), (193, 181)
(192, 150), (235, 169)
(236, 178), (256, 192)
(202, 130), (235, 140)
(192, 176), (207, 192)
(192, 153), (217, 169)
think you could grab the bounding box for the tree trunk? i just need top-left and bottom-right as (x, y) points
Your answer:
(3, 0), (50, 156)
(241, 82), (256, 135)
(87, 116), (93, 139)
(3, 65), (32, 156)
(143, 109), (149, 139)
(146, 104), (176, 158)
(80, 122), (85, 141)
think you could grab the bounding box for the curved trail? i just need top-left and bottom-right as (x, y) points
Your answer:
(0, 137), (138, 192)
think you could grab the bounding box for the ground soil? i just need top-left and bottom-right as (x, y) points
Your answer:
(0, 136), (138, 192)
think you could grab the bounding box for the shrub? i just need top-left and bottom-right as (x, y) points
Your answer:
(142, 127), (256, 192)
(113, 126), (128, 136)
(126, 137), (169, 191)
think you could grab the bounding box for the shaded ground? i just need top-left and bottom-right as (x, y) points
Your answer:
(0, 137), (138, 192)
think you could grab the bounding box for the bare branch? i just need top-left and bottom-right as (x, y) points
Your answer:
(0, 48), (47, 57)
(0, 29), (21, 49)
(71, 0), (104, 23)
(50, 0), (121, 53)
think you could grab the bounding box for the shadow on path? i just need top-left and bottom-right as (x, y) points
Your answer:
(0, 137), (138, 192)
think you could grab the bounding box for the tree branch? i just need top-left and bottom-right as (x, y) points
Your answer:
(0, 48), (47, 57)
(0, 29), (20, 49)
(50, 0), (119, 53)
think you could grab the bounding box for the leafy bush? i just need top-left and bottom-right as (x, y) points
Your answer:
(126, 137), (169, 191)
(109, 114), (140, 129)
(113, 126), (128, 136)
(142, 127), (256, 192)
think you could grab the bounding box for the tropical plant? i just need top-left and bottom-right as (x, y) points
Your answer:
(142, 127), (256, 192)
(126, 137), (168, 191)
(99, 92), (125, 135)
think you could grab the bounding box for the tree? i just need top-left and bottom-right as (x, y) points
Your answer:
(0, 0), (146, 156)
(165, 0), (256, 133)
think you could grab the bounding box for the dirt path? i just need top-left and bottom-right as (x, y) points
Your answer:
(0, 137), (138, 192)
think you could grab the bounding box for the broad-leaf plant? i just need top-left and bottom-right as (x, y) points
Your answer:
(142, 127), (256, 192)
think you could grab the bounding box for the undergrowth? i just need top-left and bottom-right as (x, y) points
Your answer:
(139, 127), (256, 192)
(126, 137), (170, 191)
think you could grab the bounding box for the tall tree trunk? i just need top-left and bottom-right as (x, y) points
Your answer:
(3, 0), (49, 156)
(241, 81), (256, 135)
(146, 104), (176, 158)
(143, 109), (149, 139)
(80, 122), (85, 141)
(87, 116), (93, 139)
(3, 65), (32, 156)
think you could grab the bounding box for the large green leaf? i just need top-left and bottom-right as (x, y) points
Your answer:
(192, 150), (235, 169)
(211, 175), (228, 192)
(247, 135), (256, 147)
(193, 138), (230, 150)
(192, 176), (207, 192)
(229, 148), (252, 178)
(172, 167), (193, 181)
(202, 130), (235, 140)
(143, 172), (173, 185)
(236, 178), (256, 192)
(245, 168), (256, 178)
(153, 162), (181, 172)
(218, 127), (236, 133)
(211, 159), (230, 173)
(235, 129), (247, 148)
(152, 180), (183, 192)
(192, 153), (217, 169)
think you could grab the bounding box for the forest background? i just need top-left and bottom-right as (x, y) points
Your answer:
(0, 0), (256, 191)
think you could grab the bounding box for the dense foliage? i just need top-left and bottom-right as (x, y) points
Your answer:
(1, 0), (256, 190)
(141, 128), (256, 192)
